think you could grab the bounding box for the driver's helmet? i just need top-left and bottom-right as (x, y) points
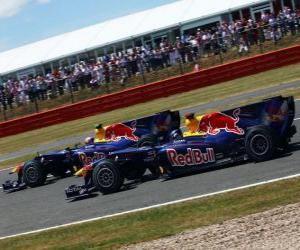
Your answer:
(84, 137), (94, 145)
(184, 112), (195, 120)
(169, 129), (183, 141)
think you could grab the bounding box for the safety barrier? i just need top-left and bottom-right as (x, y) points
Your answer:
(1, 44), (300, 138)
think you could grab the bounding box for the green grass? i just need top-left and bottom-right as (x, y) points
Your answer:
(1, 62), (300, 158)
(0, 154), (36, 170)
(1, 176), (300, 250)
(0, 143), (77, 169)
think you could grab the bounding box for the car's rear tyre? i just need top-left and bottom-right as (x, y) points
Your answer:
(22, 160), (47, 187)
(245, 127), (274, 162)
(92, 160), (124, 194)
(137, 135), (157, 147)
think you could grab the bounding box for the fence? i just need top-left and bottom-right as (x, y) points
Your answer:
(1, 17), (300, 121)
(0, 44), (300, 138)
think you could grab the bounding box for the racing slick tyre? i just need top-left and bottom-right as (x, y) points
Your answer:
(22, 160), (47, 187)
(245, 127), (275, 162)
(137, 135), (157, 147)
(92, 160), (124, 194)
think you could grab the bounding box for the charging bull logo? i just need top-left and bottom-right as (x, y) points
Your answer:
(105, 122), (139, 141)
(167, 148), (215, 167)
(198, 109), (244, 135)
(78, 152), (105, 165)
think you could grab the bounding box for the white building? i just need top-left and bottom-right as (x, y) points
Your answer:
(0, 0), (298, 81)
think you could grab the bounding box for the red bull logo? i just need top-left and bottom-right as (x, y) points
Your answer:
(78, 152), (105, 165)
(105, 123), (139, 141)
(198, 109), (244, 135)
(167, 148), (215, 167)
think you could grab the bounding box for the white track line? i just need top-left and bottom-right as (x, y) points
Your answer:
(0, 99), (299, 238)
(1, 172), (300, 240)
(0, 167), (13, 172)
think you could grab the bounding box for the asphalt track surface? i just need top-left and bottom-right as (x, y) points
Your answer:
(0, 93), (300, 238)
(0, 79), (300, 163)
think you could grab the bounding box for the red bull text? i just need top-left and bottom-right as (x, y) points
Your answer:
(79, 152), (105, 165)
(167, 148), (215, 167)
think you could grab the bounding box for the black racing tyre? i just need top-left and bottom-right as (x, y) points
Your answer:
(137, 134), (157, 147)
(245, 127), (274, 162)
(92, 160), (124, 194)
(22, 160), (47, 187)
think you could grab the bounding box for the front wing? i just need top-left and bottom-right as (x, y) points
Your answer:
(2, 180), (27, 193)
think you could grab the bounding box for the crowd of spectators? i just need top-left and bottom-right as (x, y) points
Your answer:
(0, 7), (299, 112)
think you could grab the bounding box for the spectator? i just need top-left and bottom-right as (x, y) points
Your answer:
(238, 37), (249, 55)
(0, 8), (299, 112)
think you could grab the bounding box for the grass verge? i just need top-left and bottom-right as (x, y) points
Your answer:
(0, 143), (78, 170)
(0, 62), (300, 157)
(1, 176), (300, 249)
(0, 154), (36, 170)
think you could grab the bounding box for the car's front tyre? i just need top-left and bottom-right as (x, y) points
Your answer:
(92, 160), (124, 194)
(22, 160), (47, 187)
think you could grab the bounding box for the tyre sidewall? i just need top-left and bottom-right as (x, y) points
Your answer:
(23, 160), (47, 187)
(92, 160), (124, 194)
(245, 127), (274, 162)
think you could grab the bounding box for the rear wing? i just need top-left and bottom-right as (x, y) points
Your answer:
(223, 96), (295, 137)
(123, 110), (180, 139)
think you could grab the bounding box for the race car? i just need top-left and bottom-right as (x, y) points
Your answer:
(65, 96), (296, 198)
(2, 110), (180, 192)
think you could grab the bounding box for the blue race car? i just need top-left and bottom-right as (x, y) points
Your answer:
(3, 110), (180, 192)
(65, 96), (296, 197)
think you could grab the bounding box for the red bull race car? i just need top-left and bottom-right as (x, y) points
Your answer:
(2, 110), (180, 193)
(65, 96), (296, 198)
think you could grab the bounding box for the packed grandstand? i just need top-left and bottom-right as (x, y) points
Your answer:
(0, 6), (299, 115)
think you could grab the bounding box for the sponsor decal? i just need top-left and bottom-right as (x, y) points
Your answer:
(197, 108), (244, 135)
(167, 148), (215, 167)
(105, 123), (139, 141)
(78, 152), (105, 165)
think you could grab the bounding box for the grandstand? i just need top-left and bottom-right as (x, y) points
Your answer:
(0, 0), (299, 82)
